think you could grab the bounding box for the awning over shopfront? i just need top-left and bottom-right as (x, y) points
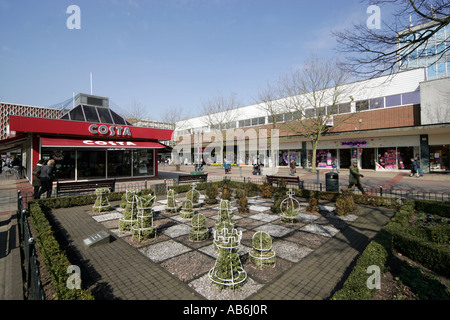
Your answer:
(40, 137), (168, 149)
(0, 136), (27, 152)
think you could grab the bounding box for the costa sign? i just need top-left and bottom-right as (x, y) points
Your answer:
(83, 140), (137, 146)
(88, 124), (132, 137)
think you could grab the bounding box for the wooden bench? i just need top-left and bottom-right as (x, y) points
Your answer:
(176, 173), (208, 185)
(55, 179), (116, 197)
(266, 175), (304, 189)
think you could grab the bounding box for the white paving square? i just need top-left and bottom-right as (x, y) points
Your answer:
(297, 212), (320, 222)
(139, 240), (192, 262)
(249, 205), (270, 212)
(92, 212), (123, 222)
(272, 240), (313, 262)
(249, 213), (279, 223)
(325, 212), (358, 221)
(300, 223), (340, 238)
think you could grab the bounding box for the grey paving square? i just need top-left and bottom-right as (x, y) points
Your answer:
(298, 212), (320, 222)
(162, 224), (191, 238)
(255, 224), (292, 238)
(139, 240), (192, 262)
(188, 273), (263, 300)
(198, 243), (250, 258)
(300, 223), (340, 238)
(272, 240), (313, 262)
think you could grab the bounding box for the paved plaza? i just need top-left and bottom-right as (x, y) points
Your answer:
(1, 166), (449, 300)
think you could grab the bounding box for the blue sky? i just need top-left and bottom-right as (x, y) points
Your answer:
(0, 0), (372, 120)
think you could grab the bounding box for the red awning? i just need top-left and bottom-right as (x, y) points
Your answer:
(40, 137), (167, 149)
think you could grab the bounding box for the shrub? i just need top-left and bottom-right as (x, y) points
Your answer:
(260, 182), (272, 199)
(205, 184), (219, 205)
(335, 189), (358, 216)
(28, 203), (94, 300)
(306, 197), (319, 214)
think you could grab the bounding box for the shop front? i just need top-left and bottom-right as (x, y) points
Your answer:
(2, 98), (172, 183)
(304, 135), (420, 172)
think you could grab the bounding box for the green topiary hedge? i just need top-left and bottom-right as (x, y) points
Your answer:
(27, 202), (94, 300)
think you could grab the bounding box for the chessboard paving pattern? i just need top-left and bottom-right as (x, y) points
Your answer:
(49, 194), (395, 300)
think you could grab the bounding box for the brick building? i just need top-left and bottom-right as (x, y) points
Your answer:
(172, 68), (450, 174)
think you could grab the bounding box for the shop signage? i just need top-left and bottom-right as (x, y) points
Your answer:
(83, 140), (137, 146)
(341, 140), (367, 147)
(88, 124), (132, 137)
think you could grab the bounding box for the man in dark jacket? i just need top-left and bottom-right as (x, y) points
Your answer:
(348, 160), (366, 194)
(32, 160), (45, 199)
(38, 159), (55, 198)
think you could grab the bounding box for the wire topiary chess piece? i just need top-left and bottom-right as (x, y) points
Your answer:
(189, 213), (209, 242)
(280, 189), (301, 223)
(165, 189), (179, 213)
(249, 231), (276, 269)
(92, 187), (112, 213)
(186, 182), (201, 208)
(208, 221), (247, 290)
(180, 199), (195, 219)
(131, 193), (156, 241)
(119, 189), (140, 233)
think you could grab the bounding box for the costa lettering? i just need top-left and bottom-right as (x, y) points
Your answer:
(83, 140), (137, 146)
(88, 124), (132, 137)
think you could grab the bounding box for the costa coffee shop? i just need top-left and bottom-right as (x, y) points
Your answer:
(1, 93), (173, 182)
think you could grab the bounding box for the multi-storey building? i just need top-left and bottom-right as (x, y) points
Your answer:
(173, 68), (450, 174)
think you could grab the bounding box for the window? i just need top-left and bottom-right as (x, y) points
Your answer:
(110, 110), (126, 125)
(107, 150), (131, 177)
(327, 105), (339, 115)
(370, 97), (384, 109)
(69, 106), (85, 121)
(356, 100), (369, 111)
(133, 150), (154, 176)
(97, 108), (114, 124)
(83, 105), (100, 122)
(385, 94), (401, 107)
(338, 103), (351, 114)
(283, 113), (292, 121)
(305, 109), (316, 118)
(402, 91), (420, 105)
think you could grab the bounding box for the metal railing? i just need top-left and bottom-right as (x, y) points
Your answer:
(17, 191), (45, 300)
(18, 175), (450, 204)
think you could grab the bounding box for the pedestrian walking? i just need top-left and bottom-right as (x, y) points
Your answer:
(289, 160), (296, 175)
(414, 157), (423, 177)
(38, 159), (55, 198)
(32, 159), (45, 199)
(348, 160), (366, 194)
(331, 157), (340, 173)
(409, 158), (417, 177)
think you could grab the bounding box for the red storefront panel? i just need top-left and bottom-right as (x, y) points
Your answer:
(9, 115), (173, 140)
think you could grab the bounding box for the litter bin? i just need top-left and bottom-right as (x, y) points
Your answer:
(325, 172), (339, 192)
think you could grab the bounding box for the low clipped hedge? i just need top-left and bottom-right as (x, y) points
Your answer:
(332, 229), (392, 300)
(27, 202), (94, 300)
(333, 198), (450, 299)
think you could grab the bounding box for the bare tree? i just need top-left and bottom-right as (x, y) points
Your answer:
(121, 100), (149, 124)
(255, 81), (285, 170)
(276, 57), (355, 172)
(333, 0), (450, 78)
(200, 92), (241, 164)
